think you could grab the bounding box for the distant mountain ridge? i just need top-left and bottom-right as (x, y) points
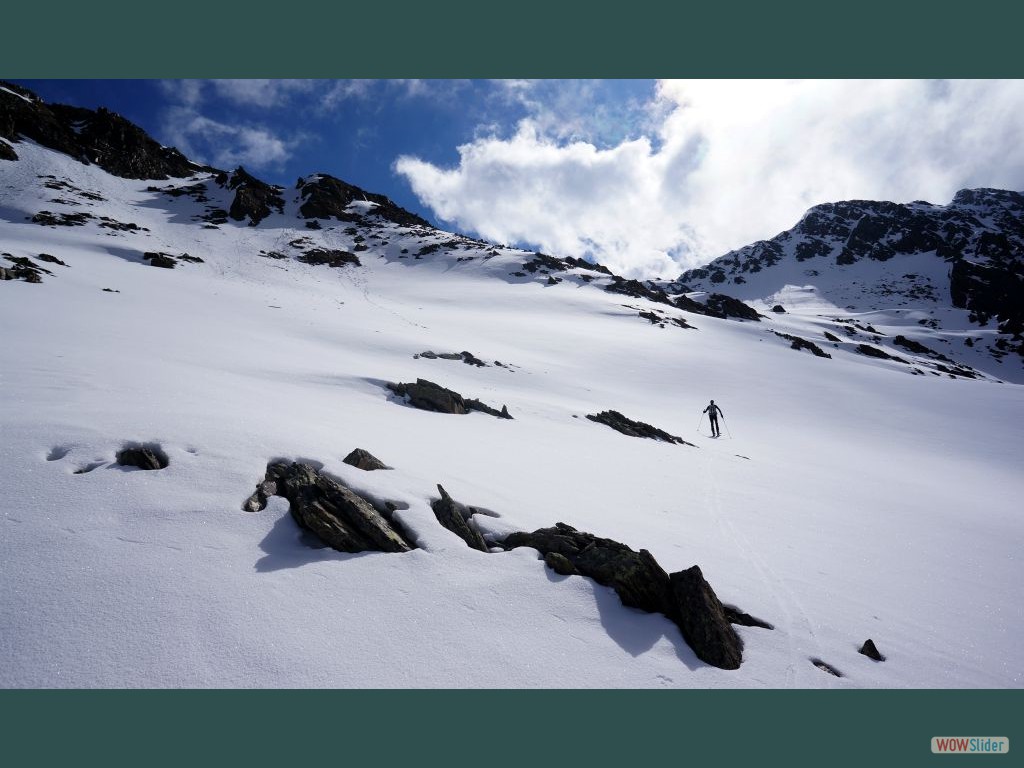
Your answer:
(3, 80), (1022, 373)
(673, 189), (1024, 358)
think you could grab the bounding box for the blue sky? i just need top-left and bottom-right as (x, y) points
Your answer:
(12, 79), (1024, 278)
(14, 79), (655, 222)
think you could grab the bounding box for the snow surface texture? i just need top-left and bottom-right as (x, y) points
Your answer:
(1, 142), (1022, 688)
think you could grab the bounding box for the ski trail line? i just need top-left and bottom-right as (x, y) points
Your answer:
(701, 446), (831, 688)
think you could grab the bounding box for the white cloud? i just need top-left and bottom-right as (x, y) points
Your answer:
(395, 79), (1024, 278)
(209, 79), (316, 108)
(162, 107), (293, 171)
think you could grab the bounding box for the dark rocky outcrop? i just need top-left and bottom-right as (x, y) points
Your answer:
(387, 379), (512, 419)
(31, 210), (92, 227)
(673, 293), (761, 321)
(414, 350), (489, 367)
(116, 443), (169, 470)
(501, 523), (747, 670)
(773, 331), (832, 358)
(244, 461), (414, 553)
(35, 253), (67, 266)
(0, 139), (16, 161)
(670, 566), (744, 671)
(296, 249), (361, 268)
(297, 173), (429, 228)
(811, 658), (843, 677)
(521, 252), (613, 278)
(771, 304), (786, 313)
(605, 276), (674, 306)
(143, 252), (177, 269)
(503, 523), (676, 616)
(855, 344), (905, 362)
(1, 255), (51, 283)
(586, 410), (694, 446)
(342, 448), (390, 471)
(950, 257), (1024, 348)
(430, 485), (488, 552)
(858, 638), (885, 661)
(218, 167), (285, 226)
(2, 82), (195, 180)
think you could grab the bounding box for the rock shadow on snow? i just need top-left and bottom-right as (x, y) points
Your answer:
(255, 507), (377, 573)
(498, 522), (760, 670)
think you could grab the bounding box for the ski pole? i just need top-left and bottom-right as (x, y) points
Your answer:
(696, 412), (705, 432)
(722, 416), (732, 439)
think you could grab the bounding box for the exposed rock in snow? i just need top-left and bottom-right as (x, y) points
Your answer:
(430, 485), (489, 552)
(247, 461), (415, 553)
(116, 443), (169, 470)
(342, 448), (390, 471)
(586, 410), (694, 446)
(388, 379), (511, 419)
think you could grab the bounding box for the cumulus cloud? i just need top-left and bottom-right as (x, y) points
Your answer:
(396, 79), (1024, 278)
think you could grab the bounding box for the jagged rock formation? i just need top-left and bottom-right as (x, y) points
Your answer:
(858, 638), (885, 661)
(297, 173), (429, 228)
(430, 485), (488, 551)
(0, 139), (16, 161)
(500, 523), (749, 670)
(1, 254), (51, 283)
(606, 276), (674, 306)
(1, 80), (196, 179)
(244, 461), (415, 553)
(388, 379), (512, 419)
(521, 251), (613, 277)
(216, 167), (285, 226)
(675, 189), (1024, 359)
(674, 292), (762, 321)
(296, 249), (361, 268)
(773, 331), (832, 358)
(586, 410), (694, 446)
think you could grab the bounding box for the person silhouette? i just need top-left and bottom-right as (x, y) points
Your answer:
(703, 400), (724, 437)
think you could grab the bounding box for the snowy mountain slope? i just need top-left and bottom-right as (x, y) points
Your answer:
(672, 192), (1024, 382)
(1, 92), (1022, 689)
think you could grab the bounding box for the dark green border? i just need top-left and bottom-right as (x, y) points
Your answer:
(1, 690), (1019, 766)
(2, 4), (1022, 767)
(3, 0), (1024, 76)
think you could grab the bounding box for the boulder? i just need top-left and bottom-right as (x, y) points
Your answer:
(388, 379), (511, 419)
(858, 638), (885, 661)
(389, 378), (467, 414)
(248, 461), (414, 553)
(342, 448), (390, 471)
(669, 566), (744, 671)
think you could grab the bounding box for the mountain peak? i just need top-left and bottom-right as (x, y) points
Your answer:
(1, 81), (197, 180)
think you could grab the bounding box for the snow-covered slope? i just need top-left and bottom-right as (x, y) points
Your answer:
(1, 94), (1022, 689)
